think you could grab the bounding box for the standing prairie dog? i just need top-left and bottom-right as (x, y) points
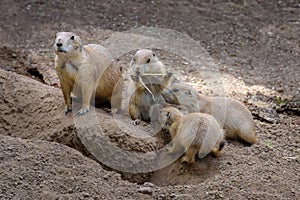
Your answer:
(160, 107), (225, 164)
(54, 32), (122, 116)
(127, 49), (172, 123)
(162, 83), (257, 145)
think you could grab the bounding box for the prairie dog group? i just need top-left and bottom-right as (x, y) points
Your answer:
(54, 32), (122, 116)
(53, 31), (255, 166)
(163, 83), (257, 144)
(160, 107), (225, 164)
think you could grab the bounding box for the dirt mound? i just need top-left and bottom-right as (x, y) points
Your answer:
(0, 135), (147, 199)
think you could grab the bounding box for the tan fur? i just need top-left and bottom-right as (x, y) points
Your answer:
(54, 32), (122, 115)
(160, 107), (225, 164)
(127, 49), (171, 123)
(162, 83), (257, 144)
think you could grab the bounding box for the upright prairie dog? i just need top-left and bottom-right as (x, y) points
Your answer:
(162, 83), (257, 144)
(160, 107), (225, 164)
(127, 49), (171, 123)
(54, 32), (122, 116)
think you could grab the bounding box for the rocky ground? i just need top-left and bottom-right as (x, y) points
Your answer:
(0, 0), (299, 199)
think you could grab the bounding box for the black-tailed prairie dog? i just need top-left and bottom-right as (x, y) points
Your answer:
(160, 107), (225, 164)
(54, 32), (122, 116)
(162, 83), (257, 145)
(127, 49), (172, 123)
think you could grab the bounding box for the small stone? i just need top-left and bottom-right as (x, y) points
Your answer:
(103, 174), (109, 180)
(82, 192), (90, 198)
(277, 88), (284, 93)
(137, 187), (152, 195)
(170, 193), (176, 198)
(188, 69), (196, 73)
(11, 53), (17, 58)
(143, 182), (155, 187)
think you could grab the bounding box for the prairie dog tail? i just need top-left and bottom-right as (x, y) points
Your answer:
(219, 140), (226, 151)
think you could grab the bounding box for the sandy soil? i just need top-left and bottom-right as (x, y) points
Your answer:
(0, 0), (299, 199)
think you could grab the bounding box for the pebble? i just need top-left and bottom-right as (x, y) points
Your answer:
(170, 193), (176, 198)
(11, 53), (17, 58)
(137, 186), (152, 195)
(103, 174), (109, 180)
(143, 182), (155, 187)
(82, 192), (90, 198)
(276, 88), (284, 93)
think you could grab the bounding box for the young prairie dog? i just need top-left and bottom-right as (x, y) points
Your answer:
(160, 107), (225, 164)
(162, 83), (257, 145)
(127, 49), (172, 123)
(54, 32), (122, 116)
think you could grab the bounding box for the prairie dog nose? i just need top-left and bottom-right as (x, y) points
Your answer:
(56, 43), (63, 47)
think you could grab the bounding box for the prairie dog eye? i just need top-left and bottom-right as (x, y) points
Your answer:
(146, 58), (151, 63)
(153, 53), (156, 57)
(172, 88), (179, 93)
(70, 36), (75, 40)
(166, 112), (171, 118)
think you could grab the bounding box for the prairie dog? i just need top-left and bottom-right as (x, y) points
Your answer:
(160, 107), (225, 164)
(129, 72), (172, 123)
(162, 83), (257, 144)
(127, 49), (171, 123)
(54, 32), (122, 116)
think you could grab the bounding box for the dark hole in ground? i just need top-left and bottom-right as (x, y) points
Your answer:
(27, 68), (45, 83)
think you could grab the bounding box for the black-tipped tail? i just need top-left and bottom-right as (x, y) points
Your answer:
(219, 140), (226, 151)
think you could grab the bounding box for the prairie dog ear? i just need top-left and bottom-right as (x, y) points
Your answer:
(74, 35), (82, 45)
(172, 88), (179, 93)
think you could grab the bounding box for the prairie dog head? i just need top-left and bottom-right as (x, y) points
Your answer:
(130, 49), (166, 75)
(54, 32), (82, 56)
(159, 107), (182, 132)
(163, 83), (199, 112)
(131, 49), (158, 65)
